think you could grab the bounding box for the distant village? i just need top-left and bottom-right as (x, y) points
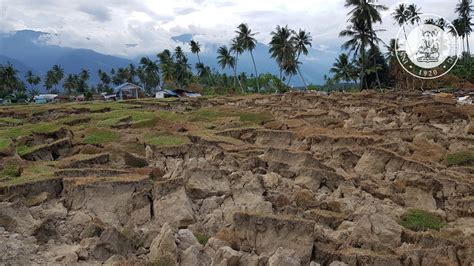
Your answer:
(1, 82), (202, 105)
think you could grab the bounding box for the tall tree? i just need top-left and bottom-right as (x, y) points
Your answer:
(0, 63), (20, 96)
(45, 64), (64, 92)
(392, 4), (410, 40)
(189, 40), (202, 64)
(330, 53), (357, 89)
(340, 20), (383, 90)
(63, 74), (78, 95)
(455, 0), (473, 54)
(217, 46), (241, 92)
(269, 25), (296, 85)
(139, 56), (160, 94)
(25, 70), (41, 92)
(292, 29), (313, 90)
(342, 0), (387, 90)
(230, 37), (246, 92)
(236, 23), (260, 92)
(158, 49), (175, 85)
(174, 46), (191, 88)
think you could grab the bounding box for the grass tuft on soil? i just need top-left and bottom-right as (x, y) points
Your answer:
(144, 133), (189, 146)
(83, 128), (121, 145)
(193, 232), (209, 246)
(444, 150), (474, 166)
(399, 209), (445, 231)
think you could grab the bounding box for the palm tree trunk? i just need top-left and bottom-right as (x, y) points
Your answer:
(373, 55), (382, 91)
(286, 75), (293, 87)
(234, 54), (245, 93)
(249, 50), (260, 93)
(197, 53), (202, 65)
(297, 67), (308, 90)
(466, 37), (471, 56)
(233, 67), (244, 94)
(360, 47), (366, 91)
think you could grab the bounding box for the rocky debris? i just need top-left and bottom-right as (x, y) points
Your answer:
(1, 92), (473, 265)
(232, 212), (315, 264)
(149, 223), (178, 263)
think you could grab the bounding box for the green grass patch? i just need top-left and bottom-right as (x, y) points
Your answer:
(30, 122), (62, 134)
(0, 138), (11, 150)
(144, 133), (189, 146)
(239, 111), (273, 124)
(399, 209), (445, 231)
(0, 163), (21, 179)
(0, 117), (23, 124)
(92, 109), (156, 127)
(193, 232), (209, 246)
(444, 150), (474, 166)
(83, 128), (121, 145)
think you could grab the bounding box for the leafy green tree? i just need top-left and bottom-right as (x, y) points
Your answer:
(236, 23), (260, 92)
(0, 63), (20, 97)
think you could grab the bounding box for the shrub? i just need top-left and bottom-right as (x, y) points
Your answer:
(193, 232), (209, 246)
(399, 209), (445, 231)
(445, 150), (474, 166)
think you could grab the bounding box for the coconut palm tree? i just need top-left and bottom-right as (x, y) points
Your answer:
(407, 4), (422, 25)
(139, 56), (160, 94)
(230, 38), (246, 92)
(451, 18), (467, 53)
(392, 4), (410, 40)
(384, 39), (398, 63)
(0, 63), (20, 96)
(343, 0), (387, 90)
(64, 74), (78, 95)
(281, 57), (299, 89)
(269, 25), (296, 85)
(291, 29), (312, 89)
(330, 53), (357, 89)
(158, 50), (175, 85)
(189, 40), (202, 64)
(25, 70), (41, 91)
(174, 46), (191, 88)
(340, 20), (383, 90)
(455, 0), (473, 54)
(345, 0), (388, 26)
(217, 45), (241, 92)
(236, 23), (260, 92)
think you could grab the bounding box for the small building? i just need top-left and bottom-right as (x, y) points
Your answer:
(155, 89), (201, 99)
(114, 83), (145, 100)
(155, 89), (178, 99)
(33, 94), (58, 104)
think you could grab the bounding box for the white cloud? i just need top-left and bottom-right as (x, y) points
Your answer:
(0, 0), (472, 58)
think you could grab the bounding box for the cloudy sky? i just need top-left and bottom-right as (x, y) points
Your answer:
(0, 0), (471, 58)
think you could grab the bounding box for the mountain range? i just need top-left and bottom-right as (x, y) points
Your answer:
(0, 30), (335, 90)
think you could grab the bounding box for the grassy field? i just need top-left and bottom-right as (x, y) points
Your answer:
(0, 98), (273, 186)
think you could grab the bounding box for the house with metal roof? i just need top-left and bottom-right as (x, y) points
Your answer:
(114, 83), (145, 100)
